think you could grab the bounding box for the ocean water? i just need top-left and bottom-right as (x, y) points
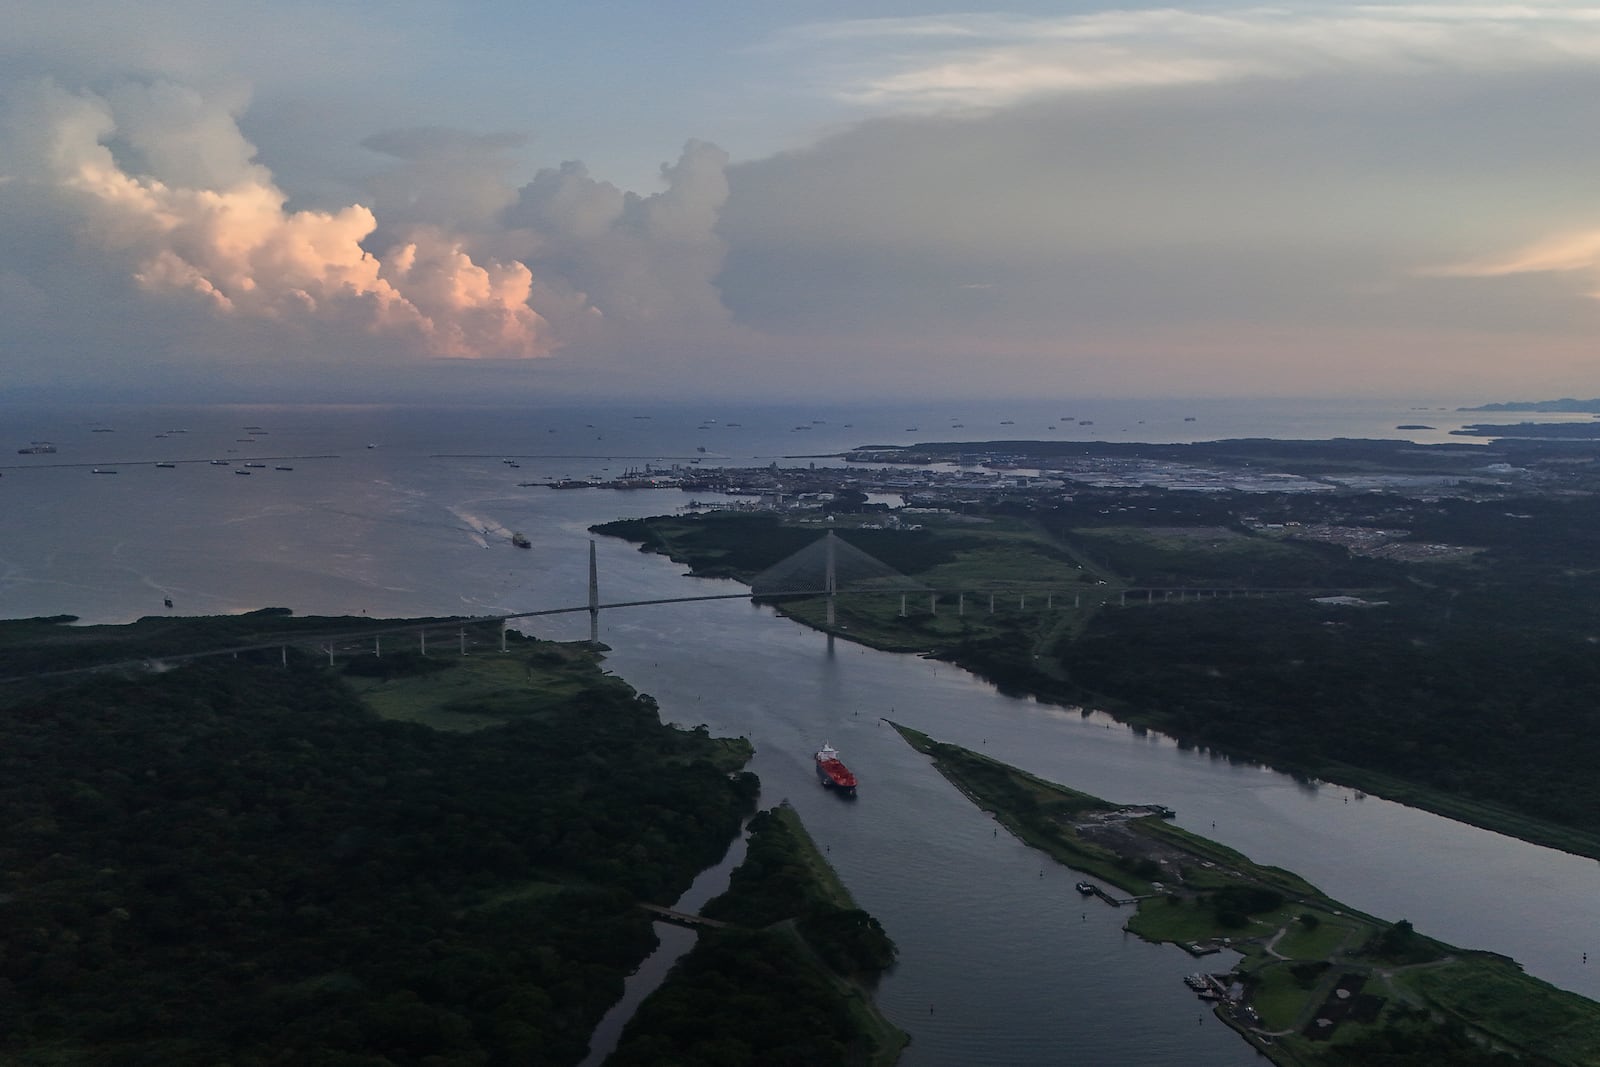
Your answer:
(0, 395), (1546, 623)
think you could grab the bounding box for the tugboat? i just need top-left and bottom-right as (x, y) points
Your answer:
(511, 532), (531, 549)
(815, 743), (857, 796)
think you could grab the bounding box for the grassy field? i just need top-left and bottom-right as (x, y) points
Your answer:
(775, 516), (1113, 658)
(345, 641), (634, 730)
(892, 725), (1600, 1067)
(1395, 958), (1600, 1065)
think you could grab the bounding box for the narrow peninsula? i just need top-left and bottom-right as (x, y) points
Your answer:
(892, 723), (1600, 1067)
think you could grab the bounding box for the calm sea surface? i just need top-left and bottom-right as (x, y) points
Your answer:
(3, 400), (1597, 1065)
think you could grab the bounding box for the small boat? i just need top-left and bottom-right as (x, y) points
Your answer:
(274, 465), (294, 471)
(210, 459), (228, 465)
(243, 462), (266, 468)
(91, 468), (118, 474)
(512, 532), (531, 549)
(815, 743), (858, 795)
(155, 462), (176, 469)
(234, 469), (252, 475)
(1075, 881), (1096, 895)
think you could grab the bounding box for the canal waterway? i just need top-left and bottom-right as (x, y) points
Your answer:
(4, 402), (1599, 1064)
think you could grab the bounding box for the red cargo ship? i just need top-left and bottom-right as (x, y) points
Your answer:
(815, 743), (857, 795)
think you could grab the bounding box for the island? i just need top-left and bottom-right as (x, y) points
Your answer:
(1460, 398), (1600, 412)
(891, 724), (1600, 1066)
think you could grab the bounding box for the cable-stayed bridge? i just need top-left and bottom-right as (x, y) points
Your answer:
(0, 532), (1382, 682)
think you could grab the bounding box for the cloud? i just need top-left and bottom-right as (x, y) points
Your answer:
(713, 34), (1600, 398)
(781, 5), (1600, 111)
(0, 78), (549, 360)
(500, 139), (732, 330)
(362, 126), (528, 233)
(1432, 229), (1600, 298)
(7, 1), (1600, 402)
(0, 63), (749, 398)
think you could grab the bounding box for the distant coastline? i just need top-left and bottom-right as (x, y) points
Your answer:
(1460, 397), (1600, 412)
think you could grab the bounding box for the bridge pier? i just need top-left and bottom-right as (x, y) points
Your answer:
(930, 593), (937, 615)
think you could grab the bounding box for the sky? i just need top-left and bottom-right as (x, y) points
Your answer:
(3, 0), (1600, 404)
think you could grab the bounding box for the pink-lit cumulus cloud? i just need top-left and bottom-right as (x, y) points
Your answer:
(4, 80), (547, 359)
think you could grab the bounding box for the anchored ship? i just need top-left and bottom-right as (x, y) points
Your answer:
(815, 743), (857, 796)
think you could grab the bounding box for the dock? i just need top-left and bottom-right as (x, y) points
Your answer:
(1075, 882), (1137, 907)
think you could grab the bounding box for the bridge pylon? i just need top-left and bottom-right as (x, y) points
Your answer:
(588, 540), (600, 643)
(825, 531), (837, 627)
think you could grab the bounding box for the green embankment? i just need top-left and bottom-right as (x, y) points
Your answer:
(892, 723), (1600, 1067)
(608, 804), (908, 1066)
